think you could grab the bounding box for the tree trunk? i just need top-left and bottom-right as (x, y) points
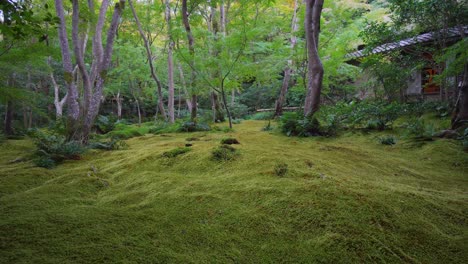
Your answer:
(50, 72), (67, 119)
(177, 63), (193, 112)
(182, 0), (197, 121)
(275, 67), (292, 117)
(211, 92), (224, 122)
(166, 0), (175, 123)
(55, 0), (124, 143)
(4, 101), (14, 135)
(303, 0), (324, 117)
(220, 81), (233, 128)
(135, 98), (142, 126)
(116, 91), (122, 120)
(274, 0), (299, 118)
(128, 0), (167, 120)
(451, 63), (468, 129)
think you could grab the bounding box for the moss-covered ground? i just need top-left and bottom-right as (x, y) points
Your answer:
(1, 120), (467, 263)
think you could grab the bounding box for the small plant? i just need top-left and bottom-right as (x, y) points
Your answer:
(274, 162), (288, 177)
(28, 129), (85, 168)
(405, 118), (437, 141)
(211, 144), (238, 161)
(178, 121), (211, 132)
(162, 147), (191, 158)
(378, 135), (397, 145)
(232, 119), (242, 124)
(89, 137), (128, 150)
(94, 115), (116, 134)
(261, 121), (273, 131)
(280, 112), (321, 137)
(220, 137), (240, 145)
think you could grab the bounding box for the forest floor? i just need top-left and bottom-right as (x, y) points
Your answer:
(0, 120), (467, 263)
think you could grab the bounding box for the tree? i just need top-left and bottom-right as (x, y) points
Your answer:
(303, 0), (324, 117)
(54, 0), (125, 143)
(181, 0), (197, 121)
(165, 0), (175, 123)
(274, 0), (300, 117)
(128, 0), (167, 121)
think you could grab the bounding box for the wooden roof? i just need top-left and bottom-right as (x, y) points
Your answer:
(346, 26), (468, 59)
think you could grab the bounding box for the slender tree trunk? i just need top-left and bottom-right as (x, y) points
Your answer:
(182, 0), (197, 121)
(135, 98), (142, 126)
(303, 0), (324, 117)
(452, 63), (468, 129)
(50, 72), (67, 119)
(4, 101), (13, 135)
(209, 4), (224, 122)
(220, 81), (232, 128)
(211, 92), (224, 122)
(116, 91), (122, 120)
(128, 0), (166, 120)
(177, 63), (193, 112)
(275, 0), (299, 118)
(165, 0), (175, 123)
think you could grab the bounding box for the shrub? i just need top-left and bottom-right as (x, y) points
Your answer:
(280, 112), (321, 137)
(149, 120), (181, 134)
(274, 162), (288, 177)
(28, 129), (85, 168)
(211, 144), (238, 161)
(378, 135), (397, 145)
(246, 112), (273, 120)
(232, 119), (242, 124)
(405, 118), (437, 140)
(162, 147), (191, 158)
(95, 115), (116, 134)
(230, 103), (249, 119)
(89, 137), (128, 150)
(221, 137), (240, 145)
(178, 121), (211, 132)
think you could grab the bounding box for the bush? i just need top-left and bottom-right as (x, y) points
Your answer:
(211, 144), (238, 161)
(405, 118), (437, 140)
(95, 115), (116, 134)
(232, 119), (242, 124)
(280, 112), (321, 137)
(221, 137), (240, 145)
(149, 120), (181, 134)
(378, 135), (397, 145)
(162, 147), (191, 158)
(230, 103), (249, 119)
(246, 112), (273, 120)
(89, 137), (128, 150)
(178, 121), (211, 132)
(274, 162), (288, 177)
(28, 129), (85, 168)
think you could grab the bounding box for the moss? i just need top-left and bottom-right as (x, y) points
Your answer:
(0, 120), (467, 263)
(161, 147), (191, 158)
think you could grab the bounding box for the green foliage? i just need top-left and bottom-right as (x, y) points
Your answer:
(89, 138), (128, 151)
(246, 112), (273, 120)
(162, 147), (191, 158)
(280, 112), (321, 137)
(149, 121), (182, 134)
(0, 132), (5, 143)
(232, 119), (242, 124)
(178, 121), (211, 132)
(273, 162), (288, 177)
(404, 118), (438, 141)
(28, 129), (84, 168)
(95, 115), (116, 134)
(230, 103), (250, 119)
(220, 138), (240, 145)
(211, 144), (238, 161)
(378, 135), (397, 145)
(107, 123), (152, 139)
